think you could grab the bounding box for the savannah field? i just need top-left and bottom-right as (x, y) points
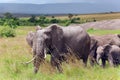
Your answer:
(0, 26), (120, 80)
(1, 13), (120, 80)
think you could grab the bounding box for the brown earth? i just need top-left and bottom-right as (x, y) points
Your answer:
(71, 19), (120, 30)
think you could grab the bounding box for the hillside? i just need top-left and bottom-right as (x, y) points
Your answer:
(0, 3), (120, 15)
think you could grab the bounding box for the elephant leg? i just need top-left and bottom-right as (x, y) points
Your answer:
(82, 56), (88, 67)
(82, 44), (90, 67)
(50, 56), (63, 73)
(89, 56), (98, 66)
(89, 58), (95, 66)
(56, 64), (63, 73)
(101, 58), (106, 68)
(108, 55), (114, 67)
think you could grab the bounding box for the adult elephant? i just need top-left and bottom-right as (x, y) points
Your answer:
(96, 44), (120, 67)
(30, 24), (90, 73)
(89, 34), (120, 66)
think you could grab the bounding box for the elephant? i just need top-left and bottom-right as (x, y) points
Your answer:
(96, 44), (120, 67)
(30, 24), (90, 73)
(89, 34), (120, 66)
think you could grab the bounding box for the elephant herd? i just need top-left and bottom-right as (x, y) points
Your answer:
(89, 34), (120, 67)
(26, 24), (120, 73)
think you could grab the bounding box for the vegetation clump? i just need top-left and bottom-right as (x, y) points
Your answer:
(0, 27), (16, 37)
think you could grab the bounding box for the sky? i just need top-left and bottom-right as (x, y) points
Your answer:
(0, 0), (119, 4)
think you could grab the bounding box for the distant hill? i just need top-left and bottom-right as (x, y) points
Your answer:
(0, 3), (120, 15)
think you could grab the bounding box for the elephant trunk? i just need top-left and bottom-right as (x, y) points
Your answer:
(97, 54), (101, 65)
(33, 42), (46, 73)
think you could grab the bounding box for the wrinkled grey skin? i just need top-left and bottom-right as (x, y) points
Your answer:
(26, 25), (41, 48)
(32, 24), (90, 73)
(97, 44), (120, 67)
(26, 31), (35, 48)
(89, 34), (120, 66)
(89, 36), (98, 66)
(26, 27), (51, 55)
(26, 26), (49, 59)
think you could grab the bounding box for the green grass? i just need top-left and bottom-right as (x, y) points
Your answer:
(87, 28), (120, 35)
(0, 26), (120, 80)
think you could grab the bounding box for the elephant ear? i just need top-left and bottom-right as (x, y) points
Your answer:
(26, 31), (35, 48)
(46, 24), (64, 53)
(35, 25), (42, 31)
(103, 44), (112, 54)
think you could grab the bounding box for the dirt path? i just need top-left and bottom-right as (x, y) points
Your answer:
(71, 19), (120, 30)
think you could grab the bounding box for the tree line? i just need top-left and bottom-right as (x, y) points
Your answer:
(0, 12), (96, 37)
(0, 13), (91, 27)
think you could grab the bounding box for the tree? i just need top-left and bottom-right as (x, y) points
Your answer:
(38, 15), (46, 26)
(50, 18), (58, 23)
(3, 12), (13, 19)
(68, 13), (73, 20)
(3, 12), (19, 29)
(52, 16), (55, 18)
(28, 15), (37, 23)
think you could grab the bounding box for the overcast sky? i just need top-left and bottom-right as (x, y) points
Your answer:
(0, 0), (119, 4)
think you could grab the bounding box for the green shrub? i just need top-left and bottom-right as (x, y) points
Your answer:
(0, 27), (16, 37)
(50, 18), (59, 23)
(64, 20), (71, 26)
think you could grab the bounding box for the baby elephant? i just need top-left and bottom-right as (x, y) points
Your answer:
(97, 44), (120, 67)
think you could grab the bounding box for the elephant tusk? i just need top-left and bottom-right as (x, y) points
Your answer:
(44, 48), (47, 58)
(97, 57), (101, 65)
(44, 53), (46, 58)
(22, 56), (36, 65)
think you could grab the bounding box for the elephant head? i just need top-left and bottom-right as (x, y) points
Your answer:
(96, 44), (113, 67)
(96, 46), (104, 64)
(26, 26), (42, 48)
(32, 24), (64, 73)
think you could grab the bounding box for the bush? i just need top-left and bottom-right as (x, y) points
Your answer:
(64, 20), (71, 26)
(50, 18), (59, 23)
(0, 27), (16, 37)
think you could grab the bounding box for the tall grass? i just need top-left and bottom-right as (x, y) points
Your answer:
(0, 26), (120, 80)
